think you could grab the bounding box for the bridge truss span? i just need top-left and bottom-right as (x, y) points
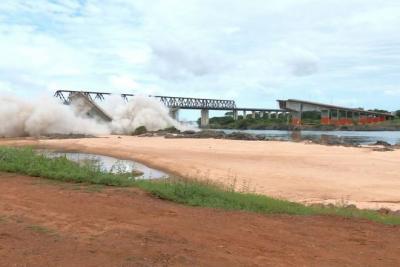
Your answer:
(54, 90), (236, 110)
(54, 90), (113, 104)
(158, 96), (236, 110)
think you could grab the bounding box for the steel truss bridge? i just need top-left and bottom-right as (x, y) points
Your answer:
(54, 90), (237, 110)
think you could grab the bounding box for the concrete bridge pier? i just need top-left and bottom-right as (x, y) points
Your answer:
(291, 111), (302, 126)
(259, 112), (264, 118)
(169, 108), (180, 121)
(233, 110), (238, 120)
(200, 109), (209, 128)
(252, 111), (256, 119)
(243, 110), (247, 118)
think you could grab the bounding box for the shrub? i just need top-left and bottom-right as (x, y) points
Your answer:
(133, 126), (147, 135)
(163, 126), (180, 133)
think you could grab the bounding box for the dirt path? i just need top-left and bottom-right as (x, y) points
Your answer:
(0, 173), (399, 267)
(1, 136), (400, 210)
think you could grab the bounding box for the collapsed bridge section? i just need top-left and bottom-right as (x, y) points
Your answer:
(56, 91), (112, 122)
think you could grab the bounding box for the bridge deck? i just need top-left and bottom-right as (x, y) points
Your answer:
(278, 99), (394, 117)
(234, 108), (286, 112)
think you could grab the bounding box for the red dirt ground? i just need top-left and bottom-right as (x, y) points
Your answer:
(0, 173), (399, 267)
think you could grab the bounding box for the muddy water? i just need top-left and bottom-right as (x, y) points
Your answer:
(39, 150), (168, 179)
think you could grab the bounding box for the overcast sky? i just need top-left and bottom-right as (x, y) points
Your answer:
(1, 0), (400, 115)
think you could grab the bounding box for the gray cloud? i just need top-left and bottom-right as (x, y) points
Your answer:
(0, 0), (400, 112)
(149, 40), (229, 80)
(286, 49), (320, 76)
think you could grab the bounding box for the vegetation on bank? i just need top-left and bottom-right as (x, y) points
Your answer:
(200, 115), (289, 130)
(133, 126), (148, 135)
(201, 111), (400, 130)
(135, 179), (400, 225)
(132, 126), (181, 135)
(0, 146), (399, 225)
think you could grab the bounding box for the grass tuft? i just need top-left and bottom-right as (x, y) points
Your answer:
(26, 224), (57, 236)
(1, 146), (399, 225)
(0, 215), (7, 223)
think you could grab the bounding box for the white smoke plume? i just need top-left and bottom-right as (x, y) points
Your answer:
(0, 94), (110, 137)
(106, 95), (183, 133)
(0, 93), (185, 137)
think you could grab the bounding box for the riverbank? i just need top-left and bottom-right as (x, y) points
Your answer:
(207, 117), (400, 131)
(2, 136), (400, 210)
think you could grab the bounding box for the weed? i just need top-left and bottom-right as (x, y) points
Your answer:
(84, 184), (105, 193)
(26, 225), (54, 235)
(0, 215), (7, 223)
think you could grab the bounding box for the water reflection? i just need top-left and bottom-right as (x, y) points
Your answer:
(39, 151), (168, 180)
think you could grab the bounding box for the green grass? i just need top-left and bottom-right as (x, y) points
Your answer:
(26, 224), (60, 240)
(135, 178), (400, 225)
(26, 225), (54, 234)
(0, 147), (136, 187)
(1, 146), (399, 225)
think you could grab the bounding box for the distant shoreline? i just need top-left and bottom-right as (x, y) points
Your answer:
(208, 124), (400, 131)
(204, 116), (400, 131)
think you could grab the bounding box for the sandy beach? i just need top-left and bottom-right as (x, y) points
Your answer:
(1, 136), (400, 210)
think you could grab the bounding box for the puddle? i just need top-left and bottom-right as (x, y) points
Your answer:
(38, 150), (168, 180)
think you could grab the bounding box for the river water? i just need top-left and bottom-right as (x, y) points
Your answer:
(39, 151), (168, 179)
(221, 130), (400, 145)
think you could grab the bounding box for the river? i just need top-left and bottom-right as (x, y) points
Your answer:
(221, 130), (400, 145)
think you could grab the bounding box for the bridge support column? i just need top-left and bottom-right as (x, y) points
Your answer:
(200, 109), (209, 128)
(233, 110), (238, 120)
(252, 111), (256, 119)
(169, 108), (180, 121)
(291, 104), (303, 126)
(320, 109), (330, 125)
(291, 112), (302, 126)
(243, 110), (247, 118)
(259, 112), (264, 118)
